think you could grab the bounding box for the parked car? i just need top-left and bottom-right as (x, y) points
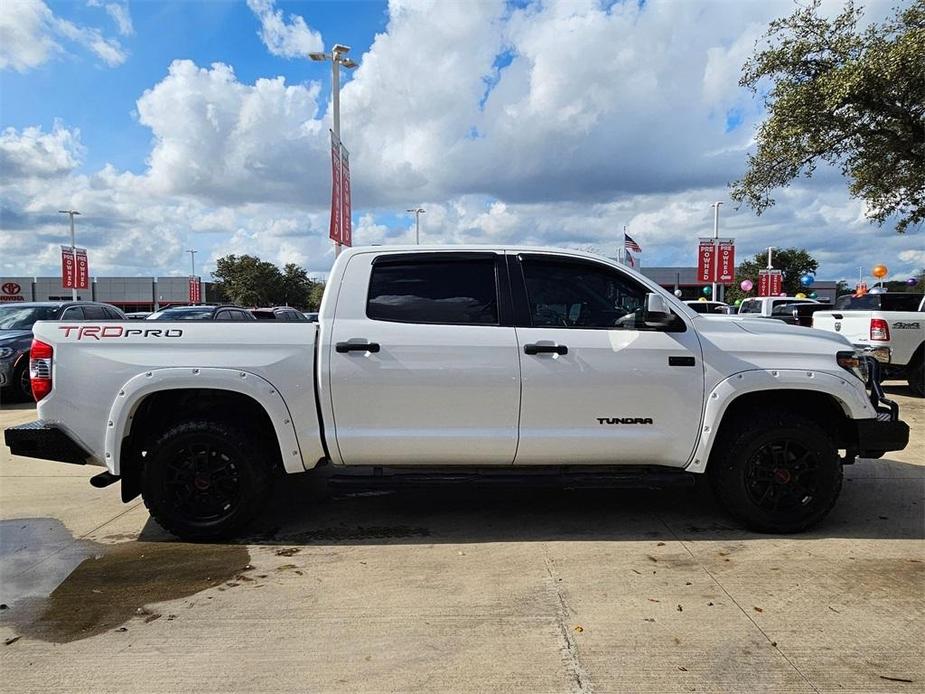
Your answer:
(250, 307), (308, 321)
(5, 246), (908, 540)
(124, 311), (151, 320)
(684, 300), (728, 314)
(769, 301), (834, 327)
(0, 301), (126, 401)
(813, 293), (925, 396)
(304, 312), (319, 322)
(738, 296), (818, 317)
(146, 305), (256, 321)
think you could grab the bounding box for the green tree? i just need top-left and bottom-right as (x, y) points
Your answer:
(307, 282), (325, 311)
(725, 248), (819, 304)
(731, 0), (925, 233)
(212, 255), (319, 309)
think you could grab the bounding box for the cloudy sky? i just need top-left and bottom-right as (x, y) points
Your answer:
(0, 0), (921, 282)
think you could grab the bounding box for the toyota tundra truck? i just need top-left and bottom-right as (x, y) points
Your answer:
(4, 247), (910, 539)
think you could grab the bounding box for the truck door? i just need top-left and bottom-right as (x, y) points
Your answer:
(327, 251), (521, 466)
(510, 253), (704, 467)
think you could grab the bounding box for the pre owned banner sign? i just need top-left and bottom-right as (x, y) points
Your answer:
(717, 239), (735, 282)
(189, 276), (201, 304)
(75, 248), (89, 289)
(697, 239), (714, 283)
(341, 144), (352, 248)
(329, 132), (343, 245)
(61, 246), (76, 288)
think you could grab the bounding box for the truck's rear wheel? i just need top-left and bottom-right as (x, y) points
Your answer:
(709, 411), (842, 533)
(907, 354), (924, 397)
(141, 420), (271, 540)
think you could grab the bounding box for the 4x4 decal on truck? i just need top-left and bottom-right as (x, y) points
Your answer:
(597, 417), (654, 425)
(892, 321), (920, 330)
(58, 326), (183, 340)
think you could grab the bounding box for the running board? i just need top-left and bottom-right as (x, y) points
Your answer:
(328, 466), (696, 491)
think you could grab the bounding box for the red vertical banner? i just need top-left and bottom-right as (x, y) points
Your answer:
(758, 269), (770, 296)
(340, 143), (352, 248)
(769, 270), (783, 296)
(329, 131), (342, 245)
(61, 246), (75, 289)
(75, 248), (89, 289)
(189, 276), (201, 304)
(716, 239), (735, 283)
(697, 239), (715, 283)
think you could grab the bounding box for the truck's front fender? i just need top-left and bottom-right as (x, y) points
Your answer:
(685, 368), (877, 473)
(104, 367), (307, 475)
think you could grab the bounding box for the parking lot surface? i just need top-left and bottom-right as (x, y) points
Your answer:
(1, 389), (923, 693)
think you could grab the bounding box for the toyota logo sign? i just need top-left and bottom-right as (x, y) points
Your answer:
(2, 282), (21, 295)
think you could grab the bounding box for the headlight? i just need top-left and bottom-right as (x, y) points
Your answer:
(0, 347), (14, 360)
(836, 350), (869, 383)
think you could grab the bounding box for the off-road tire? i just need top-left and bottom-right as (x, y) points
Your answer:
(907, 353), (924, 398)
(142, 420), (271, 540)
(709, 410), (842, 533)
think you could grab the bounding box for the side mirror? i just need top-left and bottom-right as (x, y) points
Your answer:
(644, 293), (673, 328)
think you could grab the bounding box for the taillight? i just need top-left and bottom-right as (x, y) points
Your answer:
(870, 318), (890, 341)
(30, 339), (53, 401)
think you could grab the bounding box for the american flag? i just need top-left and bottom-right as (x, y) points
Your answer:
(624, 232), (642, 253)
(625, 251), (635, 268)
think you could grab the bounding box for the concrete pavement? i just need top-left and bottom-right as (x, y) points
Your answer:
(0, 390), (923, 693)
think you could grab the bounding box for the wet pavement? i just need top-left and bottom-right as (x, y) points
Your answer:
(0, 387), (923, 692)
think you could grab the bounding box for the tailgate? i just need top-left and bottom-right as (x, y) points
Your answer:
(812, 311), (871, 342)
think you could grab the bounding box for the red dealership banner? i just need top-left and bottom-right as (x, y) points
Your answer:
(75, 247), (89, 289)
(697, 239), (714, 283)
(329, 131), (343, 245)
(61, 246), (76, 289)
(758, 269), (783, 296)
(189, 276), (201, 304)
(341, 144), (352, 247)
(716, 239), (735, 282)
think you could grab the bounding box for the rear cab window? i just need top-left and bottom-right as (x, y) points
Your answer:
(739, 299), (763, 314)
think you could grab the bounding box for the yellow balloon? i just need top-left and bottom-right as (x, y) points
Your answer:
(872, 264), (888, 279)
(795, 292), (806, 299)
(698, 297), (707, 302)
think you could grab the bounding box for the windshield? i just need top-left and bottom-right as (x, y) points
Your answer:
(148, 308), (214, 320)
(0, 305), (59, 330)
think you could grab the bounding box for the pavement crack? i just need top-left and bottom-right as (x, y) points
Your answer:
(658, 516), (821, 694)
(542, 544), (594, 694)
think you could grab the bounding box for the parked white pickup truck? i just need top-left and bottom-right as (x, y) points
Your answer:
(5, 247), (909, 539)
(813, 293), (925, 396)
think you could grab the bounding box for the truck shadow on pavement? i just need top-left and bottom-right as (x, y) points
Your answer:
(133, 456), (925, 545)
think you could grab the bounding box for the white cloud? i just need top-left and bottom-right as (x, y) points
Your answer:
(87, 0), (134, 37)
(0, 0), (127, 71)
(246, 0), (323, 59)
(0, 123), (84, 179)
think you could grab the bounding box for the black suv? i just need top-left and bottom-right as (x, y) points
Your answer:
(0, 301), (126, 401)
(146, 305), (256, 321)
(250, 307), (308, 321)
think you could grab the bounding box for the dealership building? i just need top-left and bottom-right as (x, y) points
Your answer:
(0, 267), (838, 312)
(0, 276), (215, 313)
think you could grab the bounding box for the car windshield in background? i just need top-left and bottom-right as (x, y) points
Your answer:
(149, 308), (214, 320)
(0, 305), (59, 330)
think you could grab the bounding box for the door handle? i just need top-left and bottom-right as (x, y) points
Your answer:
(524, 343), (568, 355)
(336, 341), (381, 353)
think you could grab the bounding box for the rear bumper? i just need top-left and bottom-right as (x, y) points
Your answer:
(854, 344), (891, 364)
(4, 420), (90, 465)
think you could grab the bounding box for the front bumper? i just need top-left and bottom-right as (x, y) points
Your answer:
(854, 357), (909, 457)
(4, 420), (90, 465)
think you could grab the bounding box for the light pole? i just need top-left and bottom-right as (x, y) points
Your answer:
(58, 209), (80, 300)
(711, 201), (722, 302)
(767, 247), (775, 270)
(310, 44), (358, 256)
(187, 249), (198, 305)
(406, 208), (425, 245)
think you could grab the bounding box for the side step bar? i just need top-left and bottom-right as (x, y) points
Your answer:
(329, 466), (696, 491)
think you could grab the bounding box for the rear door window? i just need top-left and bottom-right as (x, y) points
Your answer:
(367, 258), (499, 325)
(60, 306), (85, 320)
(82, 305), (107, 320)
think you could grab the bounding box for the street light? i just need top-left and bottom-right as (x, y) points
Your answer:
(311, 44), (358, 256)
(711, 201), (723, 302)
(406, 208), (425, 245)
(187, 249), (197, 277)
(58, 209), (80, 300)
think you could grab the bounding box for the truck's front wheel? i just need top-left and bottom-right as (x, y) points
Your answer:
(709, 411), (842, 533)
(142, 420), (271, 540)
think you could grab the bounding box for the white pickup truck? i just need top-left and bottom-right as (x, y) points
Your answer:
(5, 247), (909, 539)
(813, 293), (925, 397)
